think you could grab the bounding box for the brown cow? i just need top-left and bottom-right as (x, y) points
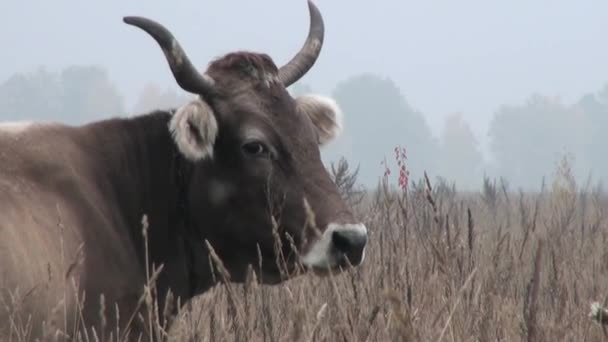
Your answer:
(0, 1), (368, 340)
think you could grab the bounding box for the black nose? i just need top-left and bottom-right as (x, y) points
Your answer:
(332, 230), (367, 266)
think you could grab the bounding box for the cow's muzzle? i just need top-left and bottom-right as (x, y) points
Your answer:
(301, 222), (368, 271)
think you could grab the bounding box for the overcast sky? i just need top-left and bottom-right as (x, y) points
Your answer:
(1, 0), (607, 158)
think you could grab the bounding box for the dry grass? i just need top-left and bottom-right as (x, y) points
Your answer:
(4, 156), (608, 341)
(165, 162), (608, 341)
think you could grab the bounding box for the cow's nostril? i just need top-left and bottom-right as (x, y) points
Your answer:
(331, 230), (367, 264)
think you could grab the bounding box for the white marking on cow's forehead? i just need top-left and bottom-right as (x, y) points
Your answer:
(246, 66), (279, 88)
(0, 121), (35, 134)
(262, 73), (280, 88)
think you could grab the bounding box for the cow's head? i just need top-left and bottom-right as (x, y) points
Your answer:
(124, 0), (367, 284)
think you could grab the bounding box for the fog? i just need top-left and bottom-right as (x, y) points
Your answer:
(1, 0), (606, 189)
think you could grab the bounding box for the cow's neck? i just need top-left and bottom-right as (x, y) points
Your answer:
(83, 111), (211, 315)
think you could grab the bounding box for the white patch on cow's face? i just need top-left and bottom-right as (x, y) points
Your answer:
(169, 99), (218, 161)
(208, 179), (233, 206)
(0, 121), (34, 134)
(301, 222), (368, 269)
(295, 94), (343, 146)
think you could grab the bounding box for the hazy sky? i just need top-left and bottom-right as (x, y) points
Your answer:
(2, 0), (607, 158)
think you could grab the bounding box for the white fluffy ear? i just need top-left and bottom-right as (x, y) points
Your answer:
(169, 99), (218, 161)
(295, 94), (343, 146)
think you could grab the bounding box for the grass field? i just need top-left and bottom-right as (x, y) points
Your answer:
(166, 157), (608, 341)
(5, 156), (608, 341)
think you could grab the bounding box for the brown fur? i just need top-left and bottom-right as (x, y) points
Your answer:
(208, 52), (278, 79)
(206, 52), (281, 94)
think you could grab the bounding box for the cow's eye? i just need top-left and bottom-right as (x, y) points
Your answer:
(242, 141), (269, 156)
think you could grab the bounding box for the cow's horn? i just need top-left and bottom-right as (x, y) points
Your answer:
(278, 0), (325, 87)
(123, 16), (216, 96)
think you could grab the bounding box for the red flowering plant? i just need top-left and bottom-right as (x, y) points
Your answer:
(379, 145), (411, 226)
(380, 145), (410, 193)
(394, 146), (410, 192)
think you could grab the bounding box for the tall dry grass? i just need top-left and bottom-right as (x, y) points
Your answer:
(4, 155), (608, 341)
(169, 156), (608, 341)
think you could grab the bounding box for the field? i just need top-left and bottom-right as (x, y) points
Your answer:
(168, 157), (608, 341)
(5, 157), (608, 341)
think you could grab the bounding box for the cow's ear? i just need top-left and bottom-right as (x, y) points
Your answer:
(169, 99), (218, 161)
(295, 94), (343, 146)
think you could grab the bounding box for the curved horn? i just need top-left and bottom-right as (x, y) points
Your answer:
(123, 16), (215, 96)
(278, 0), (325, 87)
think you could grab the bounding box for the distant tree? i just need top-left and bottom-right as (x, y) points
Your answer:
(60, 65), (124, 124)
(575, 90), (608, 181)
(132, 82), (193, 114)
(0, 65), (124, 124)
(488, 94), (590, 189)
(598, 83), (608, 104)
(0, 67), (63, 121)
(331, 73), (439, 186)
(438, 113), (483, 188)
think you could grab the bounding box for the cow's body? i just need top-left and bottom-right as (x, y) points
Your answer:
(0, 1), (369, 340)
(0, 115), (184, 337)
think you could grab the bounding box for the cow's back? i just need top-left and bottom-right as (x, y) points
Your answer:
(0, 123), (142, 339)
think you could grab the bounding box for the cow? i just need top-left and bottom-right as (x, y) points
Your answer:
(0, 1), (368, 340)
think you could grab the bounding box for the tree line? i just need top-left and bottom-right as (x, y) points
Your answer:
(0, 65), (605, 190)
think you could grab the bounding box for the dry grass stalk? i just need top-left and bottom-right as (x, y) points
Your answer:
(522, 239), (543, 342)
(436, 267), (477, 342)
